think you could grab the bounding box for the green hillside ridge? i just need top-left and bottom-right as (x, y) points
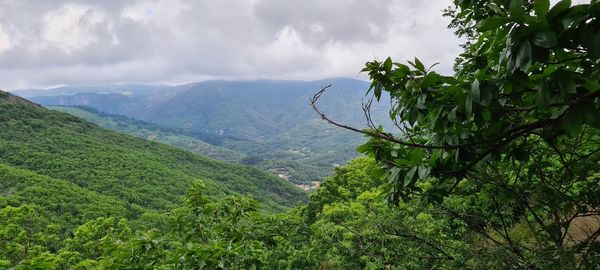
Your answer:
(48, 106), (244, 163)
(0, 91), (306, 220)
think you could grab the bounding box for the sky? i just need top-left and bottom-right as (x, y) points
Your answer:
(0, 0), (462, 90)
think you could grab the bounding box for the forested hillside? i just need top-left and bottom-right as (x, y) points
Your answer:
(48, 106), (245, 163)
(0, 91), (306, 218)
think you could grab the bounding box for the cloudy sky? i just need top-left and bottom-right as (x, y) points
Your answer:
(0, 0), (462, 90)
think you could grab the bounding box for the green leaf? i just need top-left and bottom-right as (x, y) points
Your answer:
(479, 81), (495, 107)
(374, 83), (383, 100)
(476, 17), (510, 32)
(387, 167), (401, 184)
(532, 31), (557, 48)
(414, 58), (425, 71)
(404, 166), (417, 187)
(383, 57), (393, 72)
(509, 0), (526, 20)
(586, 32), (600, 60)
(581, 102), (600, 128)
(395, 63), (411, 75)
(584, 79), (600, 93)
(551, 105), (569, 119)
(481, 108), (492, 121)
(487, 2), (504, 14)
(548, 0), (572, 20)
(536, 81), (550, 109)
(448, 107), (458, 122)
(465, 94), (473, 117)
(553, 70), (576, 94)
(356, 143), (372, 153)
(421, 72), (438, 88)
(563, 108), (582, 136)
(515, 41), (532, 71)
(534, 0), (550, 18)
(408, 149), (425, 163)
(592, 1), (600, 16)
(471, 80), (481, 103)
(418, 165), (430, 180)
(431, 108), (443, 129)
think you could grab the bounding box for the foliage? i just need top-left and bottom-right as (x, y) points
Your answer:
(348, 0), (600, 268)
(0, 100), (306, 214)
(0, 158), (469, 269)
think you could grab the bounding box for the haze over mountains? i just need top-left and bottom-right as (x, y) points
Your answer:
(18, 78), (390, 184)
(14, 84), (169, 98)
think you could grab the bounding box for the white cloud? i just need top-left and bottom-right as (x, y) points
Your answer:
(121, 0), (189, 27)
(0, 0), (464, 89)
(0, 24), (11, 52)
(42, 4), (107, 52)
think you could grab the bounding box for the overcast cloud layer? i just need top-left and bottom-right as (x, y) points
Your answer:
(0, 0), (461, 90)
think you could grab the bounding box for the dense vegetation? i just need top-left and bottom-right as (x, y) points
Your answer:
(2, 154), (471, 269)
(2, 0), (600, 269)
(0, 94), (306, 215)
(348, 0), (600, 267)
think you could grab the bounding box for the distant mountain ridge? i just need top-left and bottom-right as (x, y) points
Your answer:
(13, 83), (169, 98)
(23, 78), (391, 183)
(25, 78), (379, 138)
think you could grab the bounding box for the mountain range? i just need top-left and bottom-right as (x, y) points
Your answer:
(19, 78), (391, 184)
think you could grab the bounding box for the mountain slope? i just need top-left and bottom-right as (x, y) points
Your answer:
(0, 163), (134, 227)
(134, 78), (379, 140)
(48, 106), (245, 163)
(0, 91), (306, 221)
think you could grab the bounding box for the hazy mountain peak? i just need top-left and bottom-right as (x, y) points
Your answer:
(0, 90), (40, 107)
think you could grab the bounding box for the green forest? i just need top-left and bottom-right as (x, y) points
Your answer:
(2, 0), (600, 269)
(47, 106), (338, 184)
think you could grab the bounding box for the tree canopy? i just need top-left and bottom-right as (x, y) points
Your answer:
(310, 0), (600, 268)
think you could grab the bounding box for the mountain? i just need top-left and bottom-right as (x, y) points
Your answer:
(46, 106), (340, 186)
(25, 78), (379, 138)
(13, 83), (168, 98)
(0, 90), (306, 232)
(23, 78), (391, 184)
